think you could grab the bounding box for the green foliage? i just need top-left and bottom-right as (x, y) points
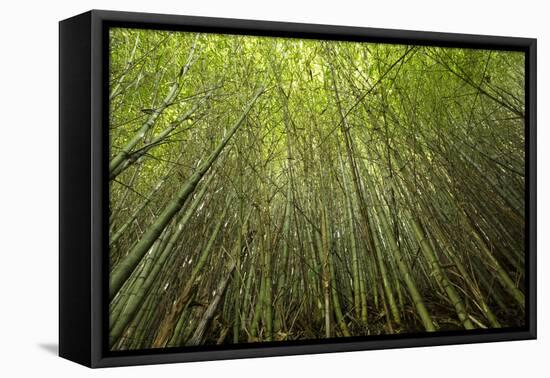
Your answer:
(108, 27), (525, 350)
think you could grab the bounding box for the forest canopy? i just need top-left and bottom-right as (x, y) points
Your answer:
(107, 27), (526, 351)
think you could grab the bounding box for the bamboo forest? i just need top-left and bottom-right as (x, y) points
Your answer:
(107, 27), (526, 351)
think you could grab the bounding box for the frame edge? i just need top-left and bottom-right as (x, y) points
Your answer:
(59, 11), (94, 368)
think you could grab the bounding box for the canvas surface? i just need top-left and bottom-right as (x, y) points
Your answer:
(107, 27), (526, 351)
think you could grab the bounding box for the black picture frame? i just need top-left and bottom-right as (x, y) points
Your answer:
(59, 9), (537, 368)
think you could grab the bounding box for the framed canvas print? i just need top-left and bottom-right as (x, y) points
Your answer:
(59, 10), (536, 368)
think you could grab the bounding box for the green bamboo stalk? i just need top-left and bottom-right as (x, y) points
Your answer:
(109, 176), (212, 345)
(410, 218), (475, 330)
(109, 87), (264, 299)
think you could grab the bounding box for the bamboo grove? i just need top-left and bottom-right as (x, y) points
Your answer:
(107, 28), (526, 350)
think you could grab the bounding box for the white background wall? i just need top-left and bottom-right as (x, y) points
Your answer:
(0, 0), (547, 376)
